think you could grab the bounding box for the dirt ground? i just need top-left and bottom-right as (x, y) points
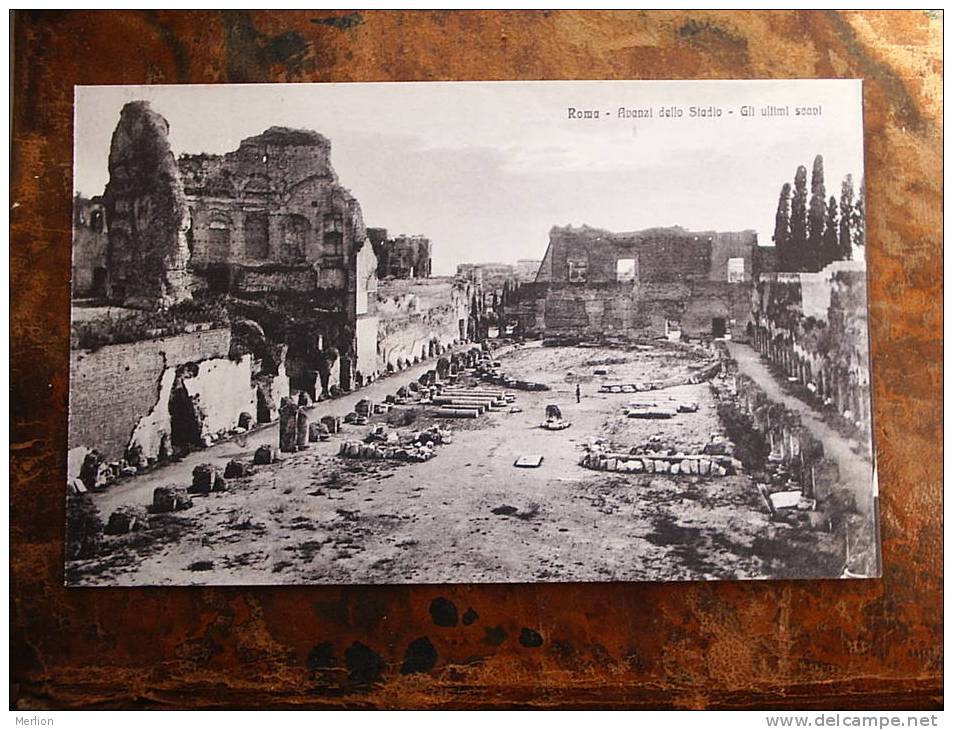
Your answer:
(68, 343), (846, 586)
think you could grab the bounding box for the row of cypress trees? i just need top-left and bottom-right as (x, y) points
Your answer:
(772, 155), (865, 273)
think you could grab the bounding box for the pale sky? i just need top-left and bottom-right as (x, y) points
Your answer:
(75, 80), (865, 276)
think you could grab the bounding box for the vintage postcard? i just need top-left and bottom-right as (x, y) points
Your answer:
(66, 80), (878, 586)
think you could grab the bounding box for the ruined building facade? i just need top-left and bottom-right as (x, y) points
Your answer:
(176, 125), (380, 394)
(518, 224), (773, 339)
(368, 229), (432, 279)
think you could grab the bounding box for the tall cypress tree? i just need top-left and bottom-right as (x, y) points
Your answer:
(853, 177), (866, 251)
(772, 182), (792, 271)
(807, 154), (826, 271)
(822, 195), (839, 268)
(790, 165), (809, 271)
(838, 174), (854, 261)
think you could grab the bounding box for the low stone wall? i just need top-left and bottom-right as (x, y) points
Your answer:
(580, 451), (732, 476)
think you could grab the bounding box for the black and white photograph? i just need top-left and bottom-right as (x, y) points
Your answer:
(65, 79), (878, 586)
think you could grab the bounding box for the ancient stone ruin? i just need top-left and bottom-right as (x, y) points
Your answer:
(102, 101), (194, 309)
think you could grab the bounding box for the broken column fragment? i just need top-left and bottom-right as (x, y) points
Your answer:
(279, 397), (300, 453)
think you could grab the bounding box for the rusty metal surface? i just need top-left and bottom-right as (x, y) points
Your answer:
(10, 10), (941, 709)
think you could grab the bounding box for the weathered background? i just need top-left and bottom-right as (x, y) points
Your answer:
(10, 10), (942, 709)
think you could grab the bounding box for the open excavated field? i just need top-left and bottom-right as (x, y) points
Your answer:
(68, 343), (845, 586)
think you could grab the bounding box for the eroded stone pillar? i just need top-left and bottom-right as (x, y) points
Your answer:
(103, 101), (194, 309)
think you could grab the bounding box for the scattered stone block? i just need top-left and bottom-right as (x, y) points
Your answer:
(125, 444), (147, 471)
(669, 462), (680, 475)
(67, 477), (88, 495)
(700, 459), (711, 476)
(80, 450), (112, 490)
(769, 490), (802, 510)
(514, 454), (544, 468)
(253, 445), (276, 465)
(307, 422), (326, 442)
(105, 505), (149, 535)
(224, 459), (252, 479)
(190, 464), (219, 494)
(153, 485), (192, 513)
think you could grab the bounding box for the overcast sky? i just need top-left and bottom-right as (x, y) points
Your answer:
(75, 80), (865, 276)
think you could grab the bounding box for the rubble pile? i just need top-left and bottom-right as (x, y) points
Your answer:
(338, 424), (454, 463)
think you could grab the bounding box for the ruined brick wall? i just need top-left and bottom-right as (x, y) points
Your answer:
(376, 278), (473, 371)
(539, 224), (759, 284)
(102, 101), (194, 308)
(179, 126), (365, 273)
(68, 328), (231, 462)
(522, 224), (762, 338)
(515, 259), (542, 282)
(373, 234), (432, 279)
(519, 280), (753, 338)
(71, 196), (109, 298)
(234, 266), (321, 294)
